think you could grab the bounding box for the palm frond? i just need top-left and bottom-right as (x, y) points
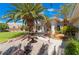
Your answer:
(2, 14), (14, 19)
(2, 3), (45, 25)
(14, 12), (22, 19)
(6, 18), (13, 23)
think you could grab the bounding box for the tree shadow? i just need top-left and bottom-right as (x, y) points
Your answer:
(24, 42), (33, 55)
(37, 43), (48, 55)
(11, 44), (25, 55)
(53, 46), (56, 55)
(2, 44), (26, 55)
(2, 46), (19, 55)
(0, 51), (2, 55)
(21, 34), (38, 43)
(8, 33), (39, 43)
(8, 34), (28, 43)
(2, 42), (33, 55)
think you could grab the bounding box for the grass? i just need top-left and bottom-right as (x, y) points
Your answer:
(0, 32), (25, 42)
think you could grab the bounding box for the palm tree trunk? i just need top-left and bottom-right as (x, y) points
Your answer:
(26, 19), (34, 32)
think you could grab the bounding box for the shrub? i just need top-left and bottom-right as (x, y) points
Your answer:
(65, 39), (79, 55)
(0, 23), (9, 32)
(61, 25), (78, 36)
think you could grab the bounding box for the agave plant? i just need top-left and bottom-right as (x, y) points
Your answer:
(2, 3), (45, 32)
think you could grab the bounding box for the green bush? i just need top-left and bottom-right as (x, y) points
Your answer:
(61, 26), (68, 33)
(0, 23), (9, 32)
(61, 25), (78, 36)
(65, 40), (79, 55)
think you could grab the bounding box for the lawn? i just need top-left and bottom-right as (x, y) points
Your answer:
(0, 32), (25, 42)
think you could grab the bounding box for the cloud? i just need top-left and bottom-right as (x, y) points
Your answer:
(47, 8), (55, 11)
(39, 12), (44, 14)
(59, 18), (63, 21)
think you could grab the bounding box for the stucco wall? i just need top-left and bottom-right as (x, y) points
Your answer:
(7, 23), (21, 32)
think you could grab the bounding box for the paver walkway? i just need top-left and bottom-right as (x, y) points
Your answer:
(0, 35), (64, 55)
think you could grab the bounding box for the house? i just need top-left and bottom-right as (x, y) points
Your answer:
(34, 19), (45, 33)
(50, 17), (62, 35)
(36, 17), (62, 34)
(7, 22), (21, 32)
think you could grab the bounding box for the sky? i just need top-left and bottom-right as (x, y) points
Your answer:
(0, 3), (64, 23)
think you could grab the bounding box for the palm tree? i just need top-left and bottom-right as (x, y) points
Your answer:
(2, 3), (45, 32)
(43, 16), (51, 32)
(59, 4), (75, 18)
